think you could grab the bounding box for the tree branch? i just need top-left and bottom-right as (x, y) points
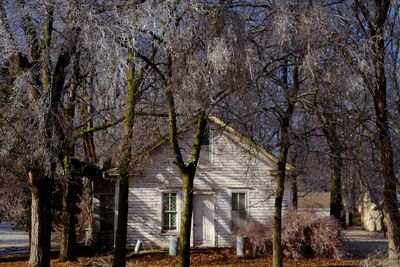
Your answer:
(75, 117), (125, 139)
(95, 0), (147, 14)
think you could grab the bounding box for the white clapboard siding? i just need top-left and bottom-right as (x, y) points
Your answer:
(125, 121), (293, 248)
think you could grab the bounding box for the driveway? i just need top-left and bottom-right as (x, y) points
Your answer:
(344, 227), (388, 258)
(0, 222), (29, 256)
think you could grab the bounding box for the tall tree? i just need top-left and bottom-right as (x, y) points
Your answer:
(353, 0), (400, 259)
(166, 105), (208, 267)
(1, 2), (77, 265)
(272, 64), (299, 267)
(247, 2), (351, 265)
(0, 1), (128, 264)
(113, 9), (143, 267)
(160, 3), (247, 265)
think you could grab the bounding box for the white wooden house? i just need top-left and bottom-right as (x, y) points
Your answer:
(94, 116), (297, 248)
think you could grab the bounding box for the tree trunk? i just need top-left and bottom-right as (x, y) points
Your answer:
(291, 177), (297, 210)
(329, 149), (345, 227)
(272, 64), (297, 267)
(315, 96), (345, 226)
(113, 178), (129, 267)
(81, 95), (97, 246)
(28, 170), (52, 267)
(176, 172), (194, 267)
(273, 143), (289, 267)
(368, 0), (400, 259)
(59, 55), (78, 262)
(323, 119), (345, 227)
(27, 9), (54, 266)
(165, 81), (208, 266)
(375, 75), (400, 260)
(82, 177), (94, 246)
(59, 155), (77, 262)
(113, 15), (142, 265)
(373, 46), (400, 259)
(165, 107), (207, 267)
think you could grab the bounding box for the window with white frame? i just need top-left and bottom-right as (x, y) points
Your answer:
(162, 193), (177, 231)
(231, 192), (247, 229)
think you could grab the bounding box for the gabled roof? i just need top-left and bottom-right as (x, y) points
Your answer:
(107, 116), (298, 176)
(207, 116), (296, 172)
(138, 115), (297, 172)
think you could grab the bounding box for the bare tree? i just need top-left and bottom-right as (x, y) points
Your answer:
(131, 2), (250, 266)
(0, 1), (132, 264)
(244, 2), (353, 265)
(352, 0), (400, 259)
(0, 1), (76, 265)
(113, 8), (148, 267)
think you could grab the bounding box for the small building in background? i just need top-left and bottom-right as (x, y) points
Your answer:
(297, 192), (331, 217)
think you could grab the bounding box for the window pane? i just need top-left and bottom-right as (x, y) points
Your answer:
(163, 212), (170, 228)
(162, 193), (177, 230)
(170, 213), (177, 229)
(232, 193), (246, 229)
(232, 193), (245, 211)
(170, 193), (176, 211)
(232, 193), (238, 211)
(163, 194), (169, 211)
(238, 193), (245, 211)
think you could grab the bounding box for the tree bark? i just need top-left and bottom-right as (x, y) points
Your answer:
(80, 99), (97, 246)
(113, 14), (142, 264)
(176, 171), (194, 267)
(27, 6), (54, 267)
(79, 95), (97, 245)
(272, 131), (289, 267)
(313, 91), (345, 226)
(81, 101), (97, 246)
(291, 176), (297, 210)
(272, 64), (297, 267)
(59, 155), (77, 262)
(373, 32), (400, 260)
(59, 55), (79, 262)
(329, 146), (345, 227)
(358, 0), (400, 259)
(113, 178), (130, 267)
(164, 81), (208, 267)
(321, 118), (345, 227)
(28, 170), (52, 267)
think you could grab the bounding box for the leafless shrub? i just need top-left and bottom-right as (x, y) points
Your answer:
(309, 217), (345, 259)
(283, 211), (345, 259)
(235, 219), (273, 257)
(235, 211), (345, 259)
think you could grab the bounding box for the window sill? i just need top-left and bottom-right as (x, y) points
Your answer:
(161, 230), (179, 236)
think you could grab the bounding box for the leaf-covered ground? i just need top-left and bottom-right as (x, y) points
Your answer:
(0, 227), (392, 266)
(0, 249), (365, 267)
